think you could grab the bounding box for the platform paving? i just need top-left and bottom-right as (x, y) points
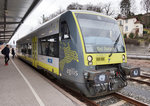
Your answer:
(0, 54), (85, 106)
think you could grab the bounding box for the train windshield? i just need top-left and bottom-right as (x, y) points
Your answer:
(75, 13), (125, 53)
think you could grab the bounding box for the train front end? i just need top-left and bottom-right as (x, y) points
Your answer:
(73, 12), (140, 97)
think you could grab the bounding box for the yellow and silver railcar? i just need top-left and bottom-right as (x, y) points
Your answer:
(17, 10), (140, 97)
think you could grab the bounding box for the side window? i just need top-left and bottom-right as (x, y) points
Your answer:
(21, 44), (24, 53)
(39, 38), (48, 56)
(61, 21), (70, 40)
(24, 44), (28, 54)
(38, 34), (59, 57)
(125, 26), (128, 31)
(21, 44), (27, 54)
(28, 43), (32, 55)
(120, 20), (122, 25)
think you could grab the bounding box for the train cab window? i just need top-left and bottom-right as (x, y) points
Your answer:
(61, 21), (70, 40)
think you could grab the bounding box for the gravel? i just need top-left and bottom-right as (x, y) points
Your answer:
(119, 81), (150, 105)
(99, 97), (120, 106)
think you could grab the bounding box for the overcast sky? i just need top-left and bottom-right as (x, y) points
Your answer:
(9, 0), (143, 45)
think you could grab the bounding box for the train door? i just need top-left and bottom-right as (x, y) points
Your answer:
(32, 36), (38, 67)
(59, 21), (71, 72)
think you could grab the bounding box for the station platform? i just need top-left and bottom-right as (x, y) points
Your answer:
(0, 54), (85, 106)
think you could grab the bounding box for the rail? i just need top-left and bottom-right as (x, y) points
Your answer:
(128, 75), (150, 86)
(112, 93), (149, 106)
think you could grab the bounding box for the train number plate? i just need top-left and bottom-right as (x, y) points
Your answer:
(96, 57), (105, 61)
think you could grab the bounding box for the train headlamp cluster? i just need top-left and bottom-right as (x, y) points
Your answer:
(87, 55), (93, 61)
(87, 55), (93, 65)
(88, 61), (93, 65)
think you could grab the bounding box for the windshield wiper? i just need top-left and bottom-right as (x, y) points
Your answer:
(109, 34), (120, 57)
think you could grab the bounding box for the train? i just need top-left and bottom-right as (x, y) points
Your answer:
(17, 10), (140, 97)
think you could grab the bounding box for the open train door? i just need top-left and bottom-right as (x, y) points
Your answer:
(32, 36), (38, 68)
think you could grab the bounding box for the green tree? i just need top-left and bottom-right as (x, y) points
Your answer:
(129, 33), (134, 39)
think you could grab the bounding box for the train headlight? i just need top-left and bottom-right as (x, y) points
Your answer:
(87, 55), (93, 62)
(130, 68), (140, 77)
(122, 54), (125, 62)
(88, 61), (93, 65)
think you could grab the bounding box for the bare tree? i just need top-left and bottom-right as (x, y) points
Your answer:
(86, 4), (93, 10)
(49, 8), (65, 19)
(40, 2), (116, 24)
(130, 0), (136, 14)
(120, 0), (131, 16)
(39, 14), (49, 24)
(39, 9), (65, 24)
(93, 3), (104, 13)
(141, 0), (150, 13)
(103, 3), (114, 16)
(66, 2), (115, 16)
(67, 3), (82, 10)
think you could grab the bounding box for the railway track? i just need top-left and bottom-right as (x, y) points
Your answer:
(83, 92), (149, 106)
(18, 57), (150, 106)
(43, 72), (149, 106)
(128, 74), (150, 86)
(24, 59), (150, 106)
(42, 70), (150, 106)
(112, 93), (148, 106)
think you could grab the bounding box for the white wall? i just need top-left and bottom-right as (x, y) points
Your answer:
(117, 18), (143, 37)
(134, 23), (143, 37)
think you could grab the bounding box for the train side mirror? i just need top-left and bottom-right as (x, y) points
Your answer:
(130, 68), (140, 77)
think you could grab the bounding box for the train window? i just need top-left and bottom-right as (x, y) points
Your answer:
(39, 38), (49, 56)
(23, 44), (27, 54)
(21, 44), (24, 54)
(38, 34), (59, 57)
(61, 21), (70, 40)
(21, 44), (27, 54)
(28, 43), (32, 55)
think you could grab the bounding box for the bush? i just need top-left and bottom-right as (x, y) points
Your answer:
(143, 31), (147, 34)
(129, 33), (134, 39)
(123, 34), (126, 38)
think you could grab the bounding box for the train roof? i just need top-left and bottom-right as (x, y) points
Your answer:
(17, 13), (61, 42)
(70, 10), (114, 20)
(17, 10), (115, 42)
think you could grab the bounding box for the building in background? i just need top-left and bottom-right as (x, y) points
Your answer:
(116, 17), (143, 37)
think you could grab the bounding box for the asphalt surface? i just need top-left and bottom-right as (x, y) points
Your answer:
(0, 55), (81, 106)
